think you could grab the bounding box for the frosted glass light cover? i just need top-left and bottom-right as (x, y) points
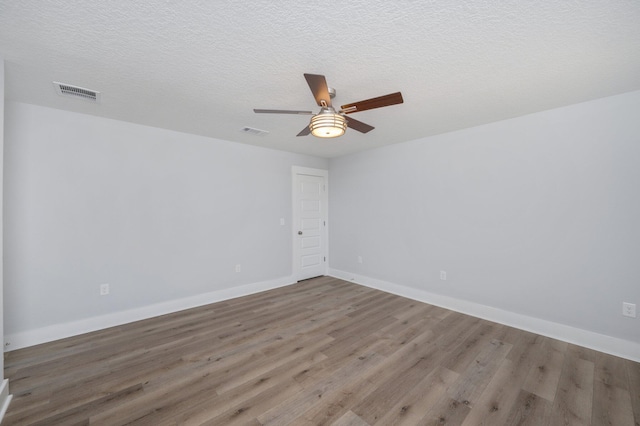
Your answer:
(310, 112), (347, 138)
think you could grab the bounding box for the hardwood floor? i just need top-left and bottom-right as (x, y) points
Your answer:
(4, 276), (640, 425)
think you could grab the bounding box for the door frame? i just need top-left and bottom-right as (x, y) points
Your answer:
(292, 166), (329, 282)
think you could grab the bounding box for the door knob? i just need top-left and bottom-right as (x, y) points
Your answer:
(298, 231), (303, 235)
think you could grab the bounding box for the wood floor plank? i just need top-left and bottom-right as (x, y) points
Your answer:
(446, 339), (513, 406)
(349, 314), (481, 424)
(460, 328), (547, 426)
(294, 347), (389, 425)
(391, 300), (437, 322)
(505, 331), (543, 365)
(549, 353), (595, 426)
(595, 349), (630, 390)
(215, 334), (333, 394)
(418, 396), (471, 426)
(627, 359), (640, 426)
(460, 359), (523, 426)
(375, 316), (437, 357)
(187, 378), (303, 426)
(504, 390), (554, 425)
(350, 329), (455, 424)
(333, 410), (370, 426)
(298, 335), (436, 425)
(522, 337), (567, 401)
(566, 341), (600, 363)
(441, 321), (506, 374)
(3, 276), (639, 425)
(170, 350), (326, 425)
(256, 349), (386, 425)
(592, 379), (635, 426)
(373, 366), (459, 425)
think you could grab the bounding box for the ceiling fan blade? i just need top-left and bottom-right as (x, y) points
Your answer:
(340, 92), (403, 114)
(254, 109), (313, 115)
(345, 116), (375, 133)
(297, 125), (311, 137)
(304, 73), (332, 107)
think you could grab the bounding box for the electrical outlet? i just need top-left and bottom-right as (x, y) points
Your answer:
(235, 264), (242, 273)
(100, 283), (110, 296)
(357, 256), (363, 264)
(622, 302), (636, 318)
(280, 218), (285, 225)
(440, 271), (447, 281)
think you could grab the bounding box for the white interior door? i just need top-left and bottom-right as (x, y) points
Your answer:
(292, 167), (328, 281)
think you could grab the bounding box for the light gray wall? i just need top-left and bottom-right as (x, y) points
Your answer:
(0, 58), (5, 376)
(329, 90), (640, 344)
(5, 90), (640, 352)
(3, 102), (327, 337)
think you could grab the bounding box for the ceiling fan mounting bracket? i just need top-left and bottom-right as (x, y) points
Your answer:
(321, 88), (336, 108)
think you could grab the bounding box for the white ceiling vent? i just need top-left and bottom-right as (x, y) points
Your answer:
(53, 82), (101, 103)
(240, 126), (269, 136)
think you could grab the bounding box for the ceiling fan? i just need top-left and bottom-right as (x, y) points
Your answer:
(254, 73), (403, 138)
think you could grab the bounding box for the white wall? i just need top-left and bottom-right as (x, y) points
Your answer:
(329, 90), (640, 357)
(4, 90), (640, 360)
(0, 58), (4, 376)
(3, 102), (327, 348)
(0, 57), (12, 422)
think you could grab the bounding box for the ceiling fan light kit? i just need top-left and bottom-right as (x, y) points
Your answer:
(309, 108), (347, 138)
(254, 73), (403, 139)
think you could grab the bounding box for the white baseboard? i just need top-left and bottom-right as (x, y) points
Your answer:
(4, 276), (296, 352)
(329, 269), (640, 362)
(0, 379), (12, 424)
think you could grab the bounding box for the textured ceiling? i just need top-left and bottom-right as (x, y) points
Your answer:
(1, 1), (640, 158)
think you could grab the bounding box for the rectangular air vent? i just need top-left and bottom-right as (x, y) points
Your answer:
(240, 126), (269, 136)
(53, 82), (101, 103)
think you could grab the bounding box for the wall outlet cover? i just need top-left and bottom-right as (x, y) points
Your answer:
(100, 283), (110, 296)
(622, 302), (636, 318)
